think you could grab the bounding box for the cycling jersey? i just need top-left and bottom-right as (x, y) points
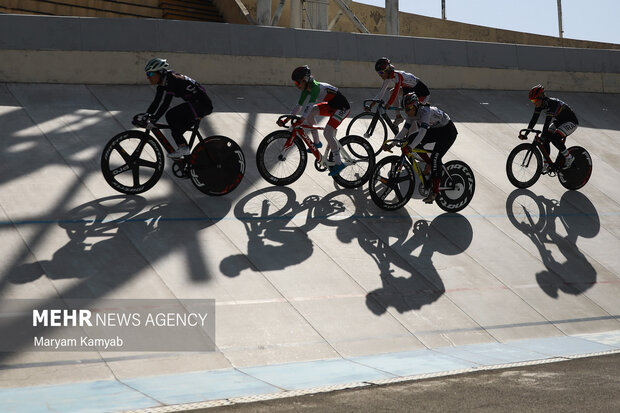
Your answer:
(527, 97), (578, 135)
(292, 80), (350, 119)
(373, 70), (430, 107)
(397, 105), (451, 148)
(147, 71), (212, 120)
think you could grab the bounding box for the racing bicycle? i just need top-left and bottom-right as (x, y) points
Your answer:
(346, 99), (401, 156)
(368, 138), (476, 212)
(506, 128), (592, 190)
(101, 114), (245, 196)
(256, 115), (375, 189)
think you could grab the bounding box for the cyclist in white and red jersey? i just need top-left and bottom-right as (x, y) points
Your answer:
(396, 93), (458, 204)
(141, 58), (213, 159)
(367, 57), (431, 127)
(525, 84), (578, 172)
(279, 65), (351, 177)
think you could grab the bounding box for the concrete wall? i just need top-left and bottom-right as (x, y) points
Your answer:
(0, 14), (619, 92)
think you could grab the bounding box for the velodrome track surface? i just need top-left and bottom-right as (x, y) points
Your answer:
(0, 83), (619, 411)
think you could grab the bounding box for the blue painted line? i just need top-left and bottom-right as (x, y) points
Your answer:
(239, 358), (395, 390)
(123, 368), (279, 405)
(0, 380), (155, 413)
(0, 332), (619, 412)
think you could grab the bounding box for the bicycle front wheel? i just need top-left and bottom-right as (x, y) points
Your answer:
(368, 155), (415, 210)
(189, 136), (246, 196)
(557, 146), (592, 191)
(506, 143), (542, 188)
(256, 130), (307, 186)
(332, 135), (376, 189)
(346, 112), (387, 156)
(100, 130), (164, 194)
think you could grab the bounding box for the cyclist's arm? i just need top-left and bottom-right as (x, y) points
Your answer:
(407, 108), (431, 148)
(152, 92), (173, 121)
(385, 73), (403, 107)
(146, 87), (164, 116)
(526, 108), (542, 130)
(541, 113), (554, 135)
(394, 121), (413, 141)
(372, 78), (391, 102)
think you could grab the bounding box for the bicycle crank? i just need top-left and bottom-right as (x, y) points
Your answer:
(172, 160), (190, 179)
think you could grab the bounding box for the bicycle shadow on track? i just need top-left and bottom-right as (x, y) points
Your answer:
(2, 195), (226, 361)
(506, 189), (599, 297)
(8, 195), (225, 287)
(339, 211), (473, 315)
(220, 186), (365, 276)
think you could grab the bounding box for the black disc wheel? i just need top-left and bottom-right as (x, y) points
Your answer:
(557, 146), (592, 191)
(189, 136), (246, 196)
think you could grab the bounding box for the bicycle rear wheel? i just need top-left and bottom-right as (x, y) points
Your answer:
(331, 135), (375, 189)
(256, 130), (307, 186)
(435, 160), (476, 213)
(557, 146), (592, 190)
(345, 112), (387, 156)
(506, 143), (542, 188)
(368, 155), (415, 210)
(100, 130), (164, 194)
(189, 136), (245, 196)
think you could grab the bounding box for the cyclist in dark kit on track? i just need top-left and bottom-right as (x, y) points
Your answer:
(139, 58), (213, 159)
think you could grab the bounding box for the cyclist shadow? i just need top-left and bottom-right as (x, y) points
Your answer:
(8, 195), (222, 289)
(506, 189), (599, 297)
(338, 211), (473, 314)
(220, 186), (365, 276)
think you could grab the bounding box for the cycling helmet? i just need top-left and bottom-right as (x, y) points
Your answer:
(291, 65), (311, 83)
(144, 58), (169, 73)
(375, 57), (393, 72)
(402, 92), (420, 111)
(529, 84), (545, 100)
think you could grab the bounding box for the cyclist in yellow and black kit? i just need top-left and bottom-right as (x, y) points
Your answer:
(525, 84), (578, 172)
(141, 58), (213, 159)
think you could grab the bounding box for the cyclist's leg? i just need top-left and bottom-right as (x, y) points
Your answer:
(427, 122), (457, 195)
(165, 103), (195, 147)
(550, 122), (577, 167)
(305, 106), (321, 145)
(323, 106), (350, 165)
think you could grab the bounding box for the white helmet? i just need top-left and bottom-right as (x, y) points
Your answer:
(144, 58), (169, 73)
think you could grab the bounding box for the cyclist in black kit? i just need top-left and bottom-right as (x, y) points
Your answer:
(525, 84), (578, 172)
(141, 58), (213, 158)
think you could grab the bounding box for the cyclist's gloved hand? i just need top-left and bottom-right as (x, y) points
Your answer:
(132, 113), (151, 128)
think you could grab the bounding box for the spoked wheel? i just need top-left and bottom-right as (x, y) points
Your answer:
(506, 143), (542, 188)
(101, 130), (164, 194)
(506, 189), (546, 233)
(331, 135), (376, 188)
(435, 160), (476, 213)
(190, 136), (246, 196)
(557, 146), (592, 190)
(368, 155), (415, 210)
(345, 112), (387, 156)
(256, 131), (307, 186)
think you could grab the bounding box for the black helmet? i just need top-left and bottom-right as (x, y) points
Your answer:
(375, 57), (393, 72)
(291, 65), (311, 82)
(402, 92), (420, 111)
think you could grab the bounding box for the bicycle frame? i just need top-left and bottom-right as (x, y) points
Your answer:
(280, 115), (351, 169)
(145, 119), (205, 155)
(363, 99), (401, 137)
(519, 128), (564, 173)
(384, 138), (455, 191)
